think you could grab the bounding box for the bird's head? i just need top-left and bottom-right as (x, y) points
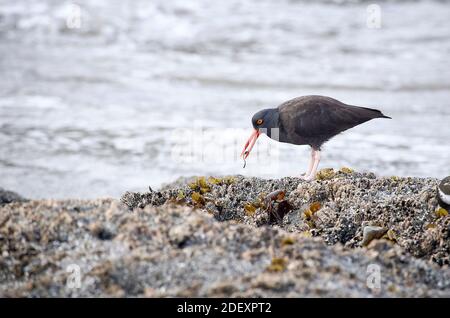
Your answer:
(241, 108), (278, 160)
(251, 109), (276, 130)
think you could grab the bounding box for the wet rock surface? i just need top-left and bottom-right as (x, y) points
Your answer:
(1, 172), (449, 297)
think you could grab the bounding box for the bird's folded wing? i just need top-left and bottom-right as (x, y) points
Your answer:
(279, 98), (380, 137)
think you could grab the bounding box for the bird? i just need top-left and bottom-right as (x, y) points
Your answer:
(437, 176), (450, 211)
(241, 95), (391, 180)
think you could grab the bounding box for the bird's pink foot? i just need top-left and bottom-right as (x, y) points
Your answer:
(299, 149), (320, 181)
(300, 174), (315, 181)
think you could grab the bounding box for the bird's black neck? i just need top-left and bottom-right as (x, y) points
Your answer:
(263, 108), (280, 139)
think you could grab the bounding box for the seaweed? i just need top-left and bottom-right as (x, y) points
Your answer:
(435, 208), (448, 218)
(316, 168), (335, 180)
(303, 202), (321, 219)
(176, 190), (185, 202)
(263, 190), (292, 224)
(268, 200), (293, 224)
(191, 192), (205, 206)
(281, 237), (295, 246)
(339, 167), (354, 174)
(266, 258), (287, 272)
(244, 203), (257, 216)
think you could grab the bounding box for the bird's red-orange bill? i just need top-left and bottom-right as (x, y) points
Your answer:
(241, 129), (260, 160)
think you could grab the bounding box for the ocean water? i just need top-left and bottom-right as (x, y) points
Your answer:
(0, 0), (449, 199)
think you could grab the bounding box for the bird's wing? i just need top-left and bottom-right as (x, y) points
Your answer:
(278, 96), (382, 137)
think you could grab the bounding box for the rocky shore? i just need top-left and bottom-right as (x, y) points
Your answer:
(1, 170), (449, 297)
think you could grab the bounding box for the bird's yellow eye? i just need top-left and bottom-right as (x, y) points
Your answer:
(256, 119), (263, 125)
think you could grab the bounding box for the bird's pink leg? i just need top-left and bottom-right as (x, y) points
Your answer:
(300, 149), (315, 179)
(301, 150), (321, 181)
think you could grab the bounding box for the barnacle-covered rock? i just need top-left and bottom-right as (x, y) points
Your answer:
(120, 173), (449, 267)
(1, 198), (449, 297)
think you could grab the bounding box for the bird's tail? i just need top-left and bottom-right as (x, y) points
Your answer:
(355, 106), (392, 119)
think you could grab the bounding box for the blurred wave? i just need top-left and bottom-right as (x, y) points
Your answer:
(0, 0), (449, 198)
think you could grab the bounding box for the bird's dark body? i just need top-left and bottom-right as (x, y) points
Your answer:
(252, 95), (390, 149)
(437, 176), (450, 211)
(438, 196), (450, 211)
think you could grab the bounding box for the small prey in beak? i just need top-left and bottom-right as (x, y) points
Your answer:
(241, 129), (260, 168)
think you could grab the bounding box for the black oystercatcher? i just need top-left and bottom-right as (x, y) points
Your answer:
(241, 95), (391, 180)
(437, 176), (450, 211)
